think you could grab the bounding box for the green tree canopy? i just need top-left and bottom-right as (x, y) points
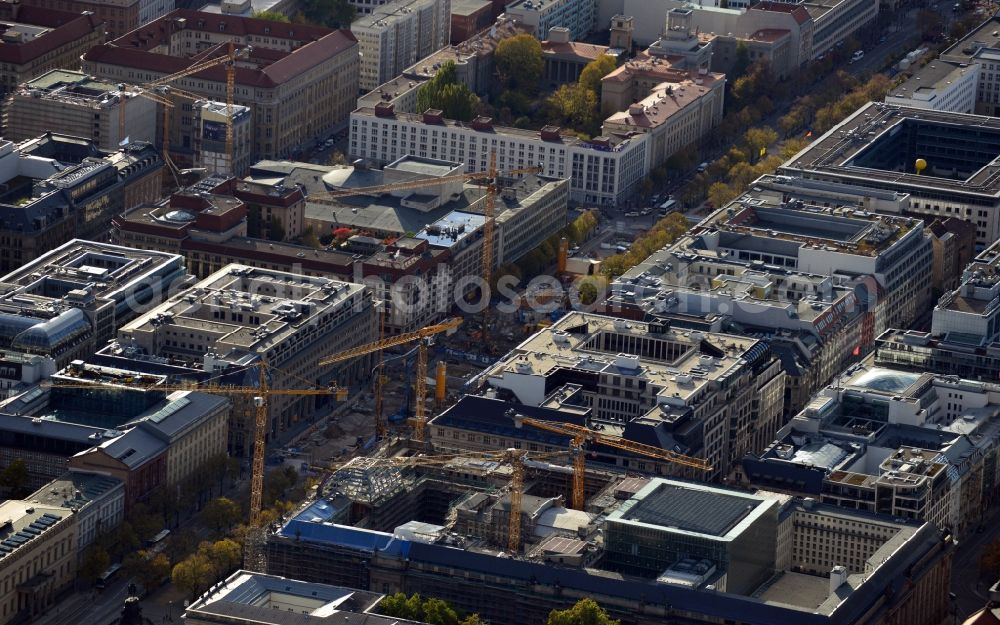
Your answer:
(546, 84), (598, 136)
(546, 598), (619, 625)
(416, 62), (479, 121)
(172, 553), (215, 600)
(494, 34), (543, 93)
(202, 497), (241, 533)
(252, 9), (289, 21)
(0, 459), (29, 497)
(298, 0), (355, 28)
(578, 55), (618, 98)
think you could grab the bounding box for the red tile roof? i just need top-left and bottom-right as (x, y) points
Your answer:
(84, 9), (356, 88)
(753, 1), (811, 25)
(0, 7), (104, 66)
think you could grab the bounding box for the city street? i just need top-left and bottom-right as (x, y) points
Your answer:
(952, 505), (1000, 619)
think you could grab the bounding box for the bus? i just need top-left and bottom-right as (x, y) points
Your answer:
(146, 529), (170, 548)
(96, 563), (121, 590)
(659, 199), (677, 215)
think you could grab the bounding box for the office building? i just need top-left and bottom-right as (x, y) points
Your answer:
(602, 63), (725, 168)
(0, 136), (163, 274)
(266, 472), (952, 625)
(3, 71), (158, 152)
(352, 0), (451, 92)
(466, 311), (785, 481)
(0, 501), (76, 625)
(607, 174), (935, 415)
(744, 361), (1000, 540)
(0, 352), (55, 399)
(0, 4), (105, 97)
(351, 106), (648, 206)
(804, 0), (878, 59)
(780, 101), (1000, 248)
(183, 570), (430, 625)
(0, 240), (190, 367)
(357, 17), (530, 114)
(874, 238), (1000, 380)
(190, 101), (253, 177)
(117, 264), (376, 456)
(27, 472), (124, 559)
(885, 60), (979, 113)
(83, 10), (360, 160)
(609, 0), (815, 71)
(18, 0), (171, 38)
(3, 360), (227, 500)
(451, 0), (492, 44)
(504, 0), (596, 40)
(939, 13), (1000, 116)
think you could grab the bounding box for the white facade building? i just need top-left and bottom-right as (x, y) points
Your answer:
(885, 61), (979, 114)
(350, 106), (648, 206)
(505, 0), (597, 41)
(352, 0), (452, 92)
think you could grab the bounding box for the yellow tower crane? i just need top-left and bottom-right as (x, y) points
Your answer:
(515, 415), (712, 510)
(118, 41), (244, 178)
(318, 317), (462, 440)
(45, 359), (339, 569)
(306, 155), (542, 352)
(316, 446), (542, 554)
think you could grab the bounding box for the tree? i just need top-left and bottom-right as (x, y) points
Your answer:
(302, 227), (321, 248)
(916, 9), (944, 41)
(578, 280), (598, 306)
(422, 597), (460, 625)
(123, 551), (171, 591)
(546, 598), (619, 625)
(982, 539), (1000, 580)
(730, 42), (751, 79)
(299, 0), (354, 28)
(252, 9), (289, 21)
(202, 497), (241, 533)
(416, 62), (479, 121)
(205, 539), (243, 580)
(0, 459), (29, 497)
(172, 553), (215, 600)
(79, 545), (111, 583)
(267, 216), (286, 242)
(578, 55), (617, 99)
(494, 34), (543, 93)
(547, 84), (598, 136)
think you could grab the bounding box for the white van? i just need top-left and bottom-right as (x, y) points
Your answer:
(851, 50), (864, 63)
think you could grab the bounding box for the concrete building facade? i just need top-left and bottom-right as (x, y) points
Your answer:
(352, 0), (452, 92)
(83, 10), (360, 160)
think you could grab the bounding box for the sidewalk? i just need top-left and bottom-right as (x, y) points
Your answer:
(140, 584), (188, 624)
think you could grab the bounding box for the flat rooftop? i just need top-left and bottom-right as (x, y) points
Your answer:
(887, 60), (975, 100)
(27, 472), (121, 512)
(487, 312), (763, 413)
(0, 501), (68, 563)
(942, 14), (1000, 63)
(781, 101), (1000, 197)
(416, 210), (485, 248)
(620, 480), (764, 536)
(0, 239), (185, 307)
(184, 570), (414, 625)
(120, 264), (367, 359)
(385, 155), (460, 178)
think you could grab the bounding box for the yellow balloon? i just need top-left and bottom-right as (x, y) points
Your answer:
(915, 158), (927, 173)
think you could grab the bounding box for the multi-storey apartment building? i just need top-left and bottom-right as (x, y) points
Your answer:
(83, 10), (360, 160)
(352, 0), (451, 92)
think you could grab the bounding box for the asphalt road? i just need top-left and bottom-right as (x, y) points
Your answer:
(951, 505), (1000, 619)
